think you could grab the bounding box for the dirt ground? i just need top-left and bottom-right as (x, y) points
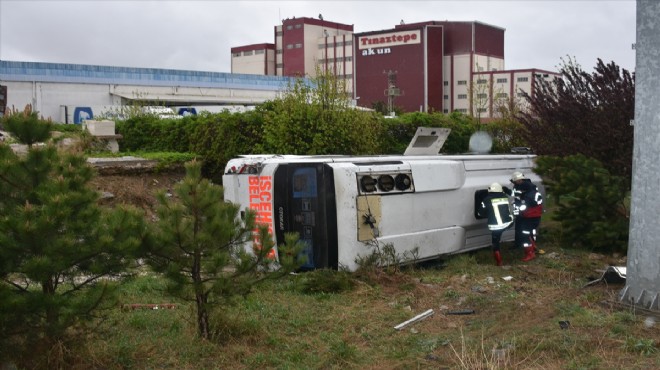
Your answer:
(89, 169), (186, 219)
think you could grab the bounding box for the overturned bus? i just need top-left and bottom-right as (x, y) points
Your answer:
(222, 128), (542, 271)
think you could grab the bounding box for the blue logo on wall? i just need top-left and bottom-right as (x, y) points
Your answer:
(177, 107), (197, 116)
(73, 107), (93, 124)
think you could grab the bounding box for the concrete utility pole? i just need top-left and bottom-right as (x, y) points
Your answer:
(619, 0), (660, 311)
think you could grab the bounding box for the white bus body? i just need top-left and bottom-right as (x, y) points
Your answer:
(222, 129), (541, 271)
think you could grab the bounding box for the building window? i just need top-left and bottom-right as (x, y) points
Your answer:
(457, 80), (467, 85)
(444, 95), (449, 99)
(276, 49), (282, 54)
(476, 93), (488, 99)
(295, 43), (302, 48)
(496, 78), (507, 83)
(477, 108), (487, 113)
(243, 50), (253, 56)
(276, 31), (283, 36)
(286, 25), (293, 30)
(517, 92), (526, 97)
(276, 63), (283, 68)
(477, 79), (487, 84)
(496, 92), (508, 98)
(456, 109), (467, 113)
(346, 56), (352, 61)
(443, 109), (449, 113)
(232, 52), (241, 57)
(255, 49), (265, 55)
(345, 40), (353, 46)
(457, 94), (467, 99)
(517, 77), (529, 82)
(295, 24), (302, 29)
(443, 81), (449, 86)
(286, 44), (293, 49)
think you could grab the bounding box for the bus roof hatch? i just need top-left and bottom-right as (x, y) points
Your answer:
(403, 127), (451, 156)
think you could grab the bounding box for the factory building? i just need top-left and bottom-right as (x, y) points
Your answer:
(232, 17), (354, 91)
(232, 17), (559, 118)
(231, 43), (276, 75)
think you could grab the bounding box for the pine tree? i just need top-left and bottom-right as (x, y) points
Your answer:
(147, 160), (303, 340)
(535, 154), (629, 251)
(0, 111), (148, 366)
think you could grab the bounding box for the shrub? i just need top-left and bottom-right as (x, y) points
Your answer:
(535, 154), (629, 252)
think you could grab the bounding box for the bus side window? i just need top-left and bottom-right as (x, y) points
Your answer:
(474, 189), (489, 219)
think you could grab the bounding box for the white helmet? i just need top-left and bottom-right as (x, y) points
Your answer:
(488, 182), (503, 193)
(511, 171), (525, 182)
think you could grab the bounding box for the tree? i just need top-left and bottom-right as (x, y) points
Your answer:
(467, 76), (492, 126)
(535, 155), (629, 252)
(0, 110), (147, 367)
(483, 95), (530, 153)
(517, 58), (635, 181)
(259, 66), (383, 155)
(146, 161), (303, 340)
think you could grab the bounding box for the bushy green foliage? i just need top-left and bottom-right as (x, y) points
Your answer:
(535, 154), (629, 252)
(379, 116), (418, 154)
(299, 269), (356, 294)
(189, 110), (265, 181)
(116, 115), (196, 153)
(51, 122), (83, 133)
(146, 161), (304, 340)
(379, 111), (479, 155)
(259, 69), (383, 155)
(439, 112), (478, 154)
(481, 118), (529, 153)
(0, 114), (148, 367)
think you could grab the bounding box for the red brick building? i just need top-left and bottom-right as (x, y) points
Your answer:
(232, 17), (559, 118)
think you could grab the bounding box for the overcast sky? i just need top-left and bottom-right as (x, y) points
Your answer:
(0, 0), (637, 74)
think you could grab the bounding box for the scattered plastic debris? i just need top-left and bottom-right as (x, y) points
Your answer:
(644, 317), (656, 328)
(445, 309), (475, 315)
(122, 303), (177, 310)
(502, 276), (513, 281)
(559, 320), (570, 329)
(394, 309), (434, 330)
(584, 266), (627, 287)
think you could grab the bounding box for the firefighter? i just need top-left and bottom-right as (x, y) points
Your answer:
(478, 182), (514, 266)
(504, 171), (543, 262)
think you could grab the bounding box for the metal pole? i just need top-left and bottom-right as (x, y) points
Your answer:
(619, 0), (660, 311)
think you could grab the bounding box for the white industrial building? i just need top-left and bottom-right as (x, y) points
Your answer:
(0, 61), (296, 124)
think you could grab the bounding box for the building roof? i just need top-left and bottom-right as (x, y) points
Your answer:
(0, 60), (294, 90)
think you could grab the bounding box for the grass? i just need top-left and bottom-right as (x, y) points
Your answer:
(5, 241), (660, 369)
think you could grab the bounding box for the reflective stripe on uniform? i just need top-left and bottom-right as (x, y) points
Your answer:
(488, 197), (513, 230)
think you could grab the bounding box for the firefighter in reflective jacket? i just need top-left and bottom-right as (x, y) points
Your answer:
(504, 171), (543, 262)
(479, 182), (514, 266)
